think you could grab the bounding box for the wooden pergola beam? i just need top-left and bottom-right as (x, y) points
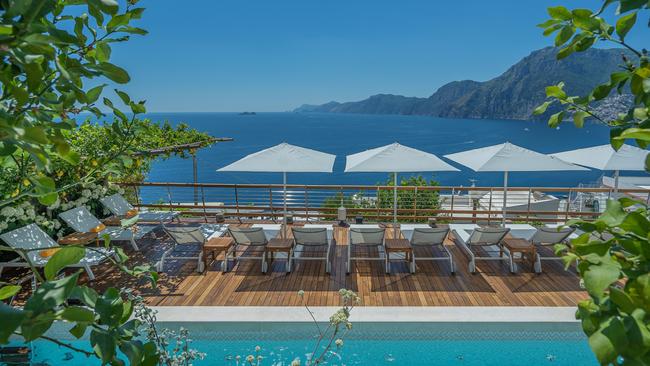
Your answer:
(133, 137), (234, 156)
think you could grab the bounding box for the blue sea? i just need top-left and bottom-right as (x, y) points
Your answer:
(142, 112), (621, 188)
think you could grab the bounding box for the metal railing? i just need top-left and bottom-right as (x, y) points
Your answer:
(117, 181), (650, 224)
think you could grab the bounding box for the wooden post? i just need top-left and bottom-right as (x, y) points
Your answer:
(450, 188), (455, 222)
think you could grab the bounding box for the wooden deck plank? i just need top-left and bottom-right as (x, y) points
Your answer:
(0, 221), (588, 307)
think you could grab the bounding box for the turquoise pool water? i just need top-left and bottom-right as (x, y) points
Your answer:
(17, 322), (597, 365)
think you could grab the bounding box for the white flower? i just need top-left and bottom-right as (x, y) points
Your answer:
(14, 208), (24, 217)
(53, 220), (61, 229)
(291, 359), (301, 366)
(1, 207), (17, 218)
(82, 189), (91, 197)
(0, 222), (8, 231)
(35, 216), (45, 224)
(335, 339), (344, 347)
(26, 209), (35, 218)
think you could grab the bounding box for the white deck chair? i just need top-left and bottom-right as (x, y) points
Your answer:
(100, 193), (180, 223)
(0, 224), (114, 281)
(291, 226), (333, 273)
(228, 227), (270, 273)
(452, 227), (511, 273)
(158, 224), (207, 273)
(528, 227), (575, 273)
(347, 226), (386, 274)
(402, 225), (454, 274)
(59, 207), (139, 251)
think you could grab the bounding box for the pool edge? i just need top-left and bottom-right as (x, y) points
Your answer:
(151, 306), (579, 323)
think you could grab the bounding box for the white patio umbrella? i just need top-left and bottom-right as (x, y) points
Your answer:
(218, 143), (335, 236)
(551, 144), (648, 193)
(444, 142), (588, 225)
(344, 142), (459, 228)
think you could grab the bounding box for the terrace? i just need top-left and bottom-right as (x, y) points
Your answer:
(5, 181), (641, 309)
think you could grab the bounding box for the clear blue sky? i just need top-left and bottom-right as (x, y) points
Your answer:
(112, 0), (647, 112)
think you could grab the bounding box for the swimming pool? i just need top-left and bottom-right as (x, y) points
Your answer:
(18, 321), (596, 365)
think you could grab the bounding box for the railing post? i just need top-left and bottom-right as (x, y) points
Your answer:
(376, 186), (380, 222)
(413, 186), (418, 221)
(166, 186), (173, 212)
(134, 185), (141, 208)
(526, 188), (532, 223)
(269, 186), (275, 223)
(200, 185), (208, 223)
(304, 186), (309, 222)
(450, 188), (455, 222)
(488, 188), (493, 226)
(235, 185), (241, 223)
(565, 188), (572, 223)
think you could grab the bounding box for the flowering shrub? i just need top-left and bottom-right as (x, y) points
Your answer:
(0, 182), (123, 237)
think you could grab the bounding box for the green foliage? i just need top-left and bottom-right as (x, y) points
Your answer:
(0, 2), (209, 364)
(562, 199), (650, 365)
(537, 2), (650, 363)
(535, 1), (649, 154)
(0, 0), (148, 207)
(321, 174), (440, 221)
(377, 174), (440, 220)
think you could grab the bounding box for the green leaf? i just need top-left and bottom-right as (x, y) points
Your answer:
(548, 111), (565, 128)
(546, 84), (567, 99)
(555, 26), (575, 46)
(120, 340), (144, 366)
(573, 110), (588, 128)
(44, 246), (85, 280)
(37, 192), (58, 206)
(0, 285), (21, 300)
(23, 126), (49, 144)
(548, 6), (572, 20)
(0, 24), (13, 35)
(69, 323), (88, 339)
(615, 11), (637, 40)
(95, 42), (111, 62)
(556, 45), (575, 59)
(95, 63), (130, 83)
(619, 128), (650, 142)
(70, 286), (99, 307)
(589, 319), (627, 365)
(99, 0), (119, 14)
(61, 306), (95, 322)
(0, 303), (25, 343)
(115, 89), (131, 105)
(90, 328), (116, 363)
(610, 287), (636, 314)
(533, 101), (552, 115)
(25, 273), (80, 314)
(583, 261), (621, 299)
(617, 0), (648, 13)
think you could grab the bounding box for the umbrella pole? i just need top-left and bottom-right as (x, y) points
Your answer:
(394, 172), (398, 238)
(502, 171), (508, 226)
(613, 170), (619, 195)
(283, 171), (287, 239)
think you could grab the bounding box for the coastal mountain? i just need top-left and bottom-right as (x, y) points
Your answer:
(293, 47), (630, 120)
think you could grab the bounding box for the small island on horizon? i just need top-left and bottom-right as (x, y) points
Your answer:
(238, 111), (256, 115)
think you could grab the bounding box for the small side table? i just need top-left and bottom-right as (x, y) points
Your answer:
(501, 237), (536, 273)
(58, 232), (98, 246)
(204, 237), (234, 272)
(385, 238), (414, 274)
(267, 238), (294, 273)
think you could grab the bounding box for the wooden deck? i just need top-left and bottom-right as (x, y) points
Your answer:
(8, 222), (587, 307)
